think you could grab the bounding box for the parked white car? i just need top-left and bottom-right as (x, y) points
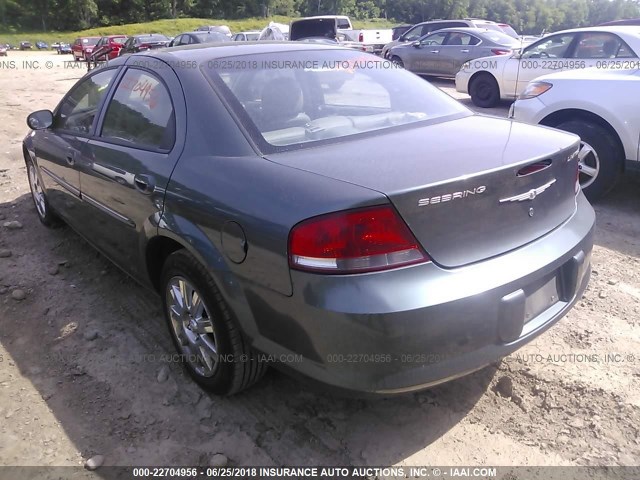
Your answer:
(456, 26), (640, 108)
(510, 68), (640, 200)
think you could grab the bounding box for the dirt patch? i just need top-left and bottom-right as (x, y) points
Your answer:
(0, 51), (639, 468)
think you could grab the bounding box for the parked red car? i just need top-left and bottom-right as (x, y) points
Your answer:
(91, 35), (128, 61)
(72, 36), (100, 61)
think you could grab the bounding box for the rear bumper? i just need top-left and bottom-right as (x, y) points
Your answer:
(247, 193), (595, 394)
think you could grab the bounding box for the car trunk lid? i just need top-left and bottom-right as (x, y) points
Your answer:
(290, 18), (337, 41)
(265, 115), (580, 268)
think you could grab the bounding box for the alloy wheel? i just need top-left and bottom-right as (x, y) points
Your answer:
(166, 276), (219, 377)
(28, 162), (47, 219)
(577, 140), (600, 190)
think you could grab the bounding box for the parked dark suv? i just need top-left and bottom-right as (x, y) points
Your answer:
(382, 18), (518, 58)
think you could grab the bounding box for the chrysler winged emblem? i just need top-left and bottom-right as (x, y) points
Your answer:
(499, 179), (556, 203)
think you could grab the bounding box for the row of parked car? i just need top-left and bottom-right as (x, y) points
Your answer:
(376, 18), (640, 199)
(13, 16), (638, 200)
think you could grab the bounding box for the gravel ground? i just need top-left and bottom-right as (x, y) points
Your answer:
(0, 51), (639, 469)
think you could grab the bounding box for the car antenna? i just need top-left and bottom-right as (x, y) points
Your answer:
(513, 32), (526, 102)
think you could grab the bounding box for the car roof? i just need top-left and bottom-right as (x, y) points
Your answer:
(133, 33), (167, 38)
(413, 19), (493, 26)
(108, 41), (352, 67)
(552, 25), (640, 35)
(426, 27), (503, 34)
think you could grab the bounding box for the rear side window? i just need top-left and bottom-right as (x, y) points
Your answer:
(100, 69), (175, 151)
(572, 32), (635, 58)
(402, 25), (425, 42)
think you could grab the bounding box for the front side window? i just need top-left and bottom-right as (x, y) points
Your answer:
(100, 69), (175, 150)
(207, 50), (469, 150)
(54, 69), (116, 134)
(522, 34), (575, 58)
(420, 32), (448, 46)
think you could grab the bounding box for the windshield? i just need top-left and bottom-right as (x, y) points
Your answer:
(246, 33), (260, 41)
(83, 38), (99, 45)
(205, 50), (468, 150)
(112, 37), (127, 44)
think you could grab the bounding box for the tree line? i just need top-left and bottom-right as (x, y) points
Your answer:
(1, 0), (640, 34)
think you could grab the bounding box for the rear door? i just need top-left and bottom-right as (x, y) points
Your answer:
(438, 32), (481, 76)
(80, 62), (185, 278)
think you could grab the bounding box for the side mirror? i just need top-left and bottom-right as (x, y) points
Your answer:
(412, 41), (421, 48)
(27, 110), (53, 130)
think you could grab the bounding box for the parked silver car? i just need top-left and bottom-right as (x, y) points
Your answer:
(382, 18), (519, 59)
(389, 27), (521, 77)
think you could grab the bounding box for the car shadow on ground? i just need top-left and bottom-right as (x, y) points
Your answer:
(0, 193), (497, 469)
(592, 177), (640, 259)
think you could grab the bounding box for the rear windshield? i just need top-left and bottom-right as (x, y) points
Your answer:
(499, 25), (519, 38)
(204, 50), (468, 151)
(481, 30), (520, 45)
(246, 33), (260, 41)
(136, 34), (169, 43)
(481, 23), (519, 39)
(193, 32), (228, 43)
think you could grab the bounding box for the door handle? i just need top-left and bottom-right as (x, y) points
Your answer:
(460, 49), (470, 53)
(430, 50), (439, 53)
(133, 174), (155, 195)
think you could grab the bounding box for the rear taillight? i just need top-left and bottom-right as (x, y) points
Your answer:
(517, 159), (552, 176)
(138, 44), (150, 50)
(491, 48), (511, 55)
(358, 32), (364, 42)
(289, 205), (429, 274)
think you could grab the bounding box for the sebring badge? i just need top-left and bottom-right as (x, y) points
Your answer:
(418, 186), (486, 207)
(499, 179), (556, 203)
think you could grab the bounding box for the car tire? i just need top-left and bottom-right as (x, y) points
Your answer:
(391, 56), (404, 68)
(160, 250), (267, 395)
(554, 120), (623, 201)
(26, 158), (62, 228)
(469, 73), (500, 108)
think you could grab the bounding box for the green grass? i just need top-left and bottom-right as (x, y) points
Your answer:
(0, 16), (395, 46)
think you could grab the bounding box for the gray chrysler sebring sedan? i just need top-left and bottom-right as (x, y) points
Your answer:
(23, 43), (594, 395)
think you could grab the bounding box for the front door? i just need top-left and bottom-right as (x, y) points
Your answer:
(34, 68), (117, 223)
